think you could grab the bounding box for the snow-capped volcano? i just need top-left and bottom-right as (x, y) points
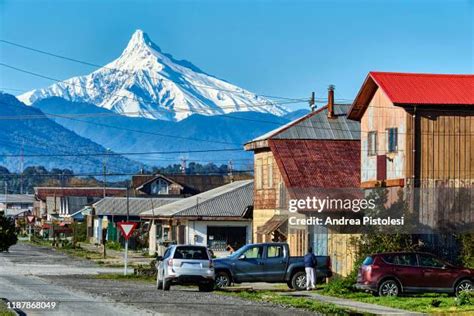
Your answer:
(18, 30), (289, 121)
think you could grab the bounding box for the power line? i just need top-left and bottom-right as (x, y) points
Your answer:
(0, 148), (245, 158)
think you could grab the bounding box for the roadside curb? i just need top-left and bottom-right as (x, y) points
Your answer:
(0, 298), (25, 316)
(282, 292), (425, 315)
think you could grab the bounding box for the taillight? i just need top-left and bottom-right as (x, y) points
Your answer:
(327, 256), (332, 268)
(168, 259), (173, 267)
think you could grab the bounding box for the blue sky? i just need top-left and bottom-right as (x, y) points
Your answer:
(0, 0), (472, 109)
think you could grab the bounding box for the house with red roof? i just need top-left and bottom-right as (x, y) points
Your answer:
(245, 86), (361, 276)
(348, 72), (474, 232)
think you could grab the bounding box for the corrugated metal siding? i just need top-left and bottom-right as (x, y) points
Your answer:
(273, 104), (360, 140)
(249, 104), (359, 143)
(94, 197), (181, 216)
(176, 182), (253, 217)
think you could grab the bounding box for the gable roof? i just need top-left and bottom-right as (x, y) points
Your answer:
(269, 139), (360, 189)
(93, 197), (181, 216)
(245, 104), (359, 150)
(140, 180), (253, 218)
(348, 72), (474, 120)
(34, 187), (126, 201)
(132, 174), (251, 195)
(136, 174), (184, 191)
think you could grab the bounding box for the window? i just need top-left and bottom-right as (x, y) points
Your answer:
(368, 131), (377, 156)
(268, 158), (273, 188)
(386, 128), (398, 153)
(418, 254), (445, 268)
(243, 246), (263, 259)
(382, 254), (417, 266)
(267, 245), (284, 258)
(256, 159), (263, 189)
(174, 246), (209, 260)
(151, 178), (169, 195)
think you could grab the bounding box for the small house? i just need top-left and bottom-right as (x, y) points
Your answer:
(140, 180), (253, 257)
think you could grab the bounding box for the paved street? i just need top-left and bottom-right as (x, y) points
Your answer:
(0, 244), (314, 316)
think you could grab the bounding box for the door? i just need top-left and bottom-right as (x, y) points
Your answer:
(233, 245), (265, 282)
(262, 244), (286, 281)
(384, 253), (421, 289)
(310, 225), (328, 256)
(418, 254), (453, 289)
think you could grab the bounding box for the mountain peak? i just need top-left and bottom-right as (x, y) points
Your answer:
(18, 30), (289, 121)
(122, 29), (157, 54)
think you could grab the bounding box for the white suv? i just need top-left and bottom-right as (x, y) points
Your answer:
(156, 245), (215, 292)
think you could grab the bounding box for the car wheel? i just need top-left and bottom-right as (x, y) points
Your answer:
(291, 271), (307, 291)
(287, 280), (294, 289)
(163, 278), (171, 291)
(199, 282), (214, 292)
(378, 279), (400, 297)
(215, 271), (231, 289)
(455, 279), (473, 296)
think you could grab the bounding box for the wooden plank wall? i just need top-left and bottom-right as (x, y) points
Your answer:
(416, 110), (474, 229)
(418, 111), (473, 181)
(327, 233), (360, 277)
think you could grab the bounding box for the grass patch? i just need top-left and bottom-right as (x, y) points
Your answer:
(93, 273), (155, 283)
(0, 300), (15, 316)
(320, 285), (474, 313)
(220, 290), (366, 315)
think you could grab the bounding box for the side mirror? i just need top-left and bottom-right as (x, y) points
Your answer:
(156, 256), (163, 261)
(238, 254), (246, 260)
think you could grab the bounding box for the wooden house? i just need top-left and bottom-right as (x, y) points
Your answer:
(348, 72), (474, 234)
(131, 173), (251, 197)
(140, 180), (253, 257)
(245, 87), (361, 276)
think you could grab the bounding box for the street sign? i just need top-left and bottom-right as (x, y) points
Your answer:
(117, 222), (137, 240)
(26, 215), (35, 224)
(117, 221), (137, 276)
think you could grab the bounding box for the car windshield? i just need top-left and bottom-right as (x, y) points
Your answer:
(173, 246), (209, 260)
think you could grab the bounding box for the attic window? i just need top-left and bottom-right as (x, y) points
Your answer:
(151, 178), (169, 195)
(368, 131), (377, 156)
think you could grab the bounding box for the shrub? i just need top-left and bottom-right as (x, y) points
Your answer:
(0, 217), (17, 252)
(106, 241), (122, 251)
(323, 273), (357, 295)
(456, 290), (473, 306)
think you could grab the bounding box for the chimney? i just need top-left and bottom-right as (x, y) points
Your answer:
(327, 85), (335, 119)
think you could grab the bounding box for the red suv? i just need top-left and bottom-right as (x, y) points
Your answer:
(355, 252), (473, 297)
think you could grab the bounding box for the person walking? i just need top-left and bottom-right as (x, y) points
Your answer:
(304, 247), (317, 290)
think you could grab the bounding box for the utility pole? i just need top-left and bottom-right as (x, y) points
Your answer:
(20, 141), (24, 195)
(126, 185), (130, 222)
(103, 148), (110, 198)
(309, 92), (316, 112)
(3, 181), (7, 217)
(228, 160), (234, 182)
(181, 159), (187, 175)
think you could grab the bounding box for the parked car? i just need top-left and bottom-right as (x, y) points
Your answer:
(213, 242), (332, 290)
(355, 252), (474, 297)
(156, 245), (215, 292)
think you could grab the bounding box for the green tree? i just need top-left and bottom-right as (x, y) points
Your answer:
(0, 216), (18, 252)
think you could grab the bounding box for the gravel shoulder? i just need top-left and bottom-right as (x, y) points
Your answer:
(42, 275), (316, 316)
